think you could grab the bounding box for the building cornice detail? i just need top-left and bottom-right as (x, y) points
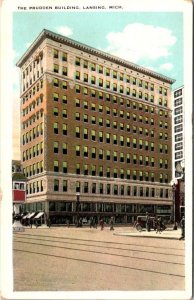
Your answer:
(16, 29), (175, 85)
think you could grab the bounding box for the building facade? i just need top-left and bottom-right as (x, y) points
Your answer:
(12, 160), (26, 215)
(172, 86), (185, 221)
(17, 29), (175, 224)
(172, 86), (184, 179)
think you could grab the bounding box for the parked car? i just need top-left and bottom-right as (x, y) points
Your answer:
(135, 215), (166, 232)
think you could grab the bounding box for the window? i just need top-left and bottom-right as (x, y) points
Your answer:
(91, 165), (96, 176)
(75, 126), (80, 138)
(84, 182), (89, 193)
(62, 124), (67, 135)
(133, 138), (137, 148)
(62, 109), (67, 118)
(75, 84), (80, 93)
(99, 118), (103, 126)
(76, 145), (80, 156)
(99, 149), (103, 159)
(53, 122), (58, 134)
(113, 70), (117, 79)
(83, 114), (88, 123)
(75, 57), (80, 66)
(75, 71), (80, 80)
(107, 167), (110, 178)
(113, 168), (118, 178)
(174, 115), (183, 124)
(84, 146), (88, 157)
(62, 143), (67, 154)
(62, 81), (67, 89)
(53, 92), (59, 101)
(75, 112), (80, 121)
(76, 163), (80, 174)
(83, 60), (88, 68)
(175, 124), (183, 133)
(174, 98), (182, 107)
(91, 147), (96, 158)
(53, 78), (59, 87)
(98, 131), (103, 142)
(53, 49), (59, 59)
(54, 179), (59, 191)
(91, 76), (96, 84)
(91, 130), (96, 141)
(62, 161), (67, 173)
(106, 133), (110, 143)
(53, 107), (58, 116)
(175, 107), (183, 115)
(175, 142), (183, 150)
(106, 150), (111, 160)
(113, 83), (117, 91)
(84, 73), (88, 82)
(107, 183), (111, 194)
(99, 65), (103, 74)
(63, 180), (68, 192)
(62, 95), (67, 104)
(99, 78), (103, 87)
(62, 67), (67, 76)
(91, 63), (96, 71)
(62, 52), (67, 61)
(84, 164), (88, 175)
(84, 128), (88, 139)
(106, 68), (110, 76)
(113, 184), (118, 195)
(53, 141), (59, 153)
(53, 64), (59, 73)
(113, 151), (118, 162)
(54, 160), (59, 172)
(99, 166), (103, 177)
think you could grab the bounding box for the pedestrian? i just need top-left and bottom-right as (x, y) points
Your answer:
(156, 217), (162, 234)
(146, 212), (150, 232)
(110, 217), (114, 230)
(67, 219), (70, 227)
(179, 216), (185, 240)
(153, 216), (158, 231)
(93, 217), (97, 229)
(89, 217), (93, 228)
(47, 218), (51, 228)
(99, 218), (104, 230)
(29, 218), (33, 228)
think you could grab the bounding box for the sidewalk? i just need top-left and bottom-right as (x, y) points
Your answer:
(114, 227), (183, 240)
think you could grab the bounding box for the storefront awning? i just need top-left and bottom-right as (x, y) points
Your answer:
(27, 212), (36, 219)
(34, 212), (44, 219)
(22, 213), (31, 219)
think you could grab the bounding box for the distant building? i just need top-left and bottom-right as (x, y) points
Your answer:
(12, 160), (26, 215)
(172, 86), (184, 179)
(16, 29), (175, 225)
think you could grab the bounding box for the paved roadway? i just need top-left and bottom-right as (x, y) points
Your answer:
(13, 226), (185, 292)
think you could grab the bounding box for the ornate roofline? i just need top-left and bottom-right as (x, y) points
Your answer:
(16, 29), (175, 84)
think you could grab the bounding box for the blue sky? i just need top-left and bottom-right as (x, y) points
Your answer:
(12, 11), (183, 159)
(13, 11), (183, 89)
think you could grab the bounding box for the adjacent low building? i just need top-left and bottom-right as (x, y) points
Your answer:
(16, 29), (175, 225)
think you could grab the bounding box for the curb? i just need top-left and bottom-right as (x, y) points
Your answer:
(113, 232), (181, 240)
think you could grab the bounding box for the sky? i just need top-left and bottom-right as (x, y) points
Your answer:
(12, 11), (183, 159)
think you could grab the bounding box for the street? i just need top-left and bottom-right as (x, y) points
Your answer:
(13, 226), (185, 291)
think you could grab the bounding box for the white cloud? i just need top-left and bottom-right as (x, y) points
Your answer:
(56, 26), (73, 36)
(159, 63), (174, 71)
(105, 23), (176, 63)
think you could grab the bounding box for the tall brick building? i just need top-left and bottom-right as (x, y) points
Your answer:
(16, 29), (175, 224)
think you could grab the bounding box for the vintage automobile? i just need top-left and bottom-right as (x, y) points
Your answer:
(135, 215), (166, 232)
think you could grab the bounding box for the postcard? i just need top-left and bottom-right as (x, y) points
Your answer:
(0, 0), (193, 299)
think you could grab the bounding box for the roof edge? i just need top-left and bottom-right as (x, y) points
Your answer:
(16, 29), (176, 84)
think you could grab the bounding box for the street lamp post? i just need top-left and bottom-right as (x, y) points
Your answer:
(76, 192), (80, 227)
(170, 179), (178, 230)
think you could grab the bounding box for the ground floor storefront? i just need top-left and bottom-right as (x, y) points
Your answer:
(22, 200), (172, 226)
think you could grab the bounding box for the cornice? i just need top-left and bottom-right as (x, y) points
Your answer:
(16, 29), (176, 85)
